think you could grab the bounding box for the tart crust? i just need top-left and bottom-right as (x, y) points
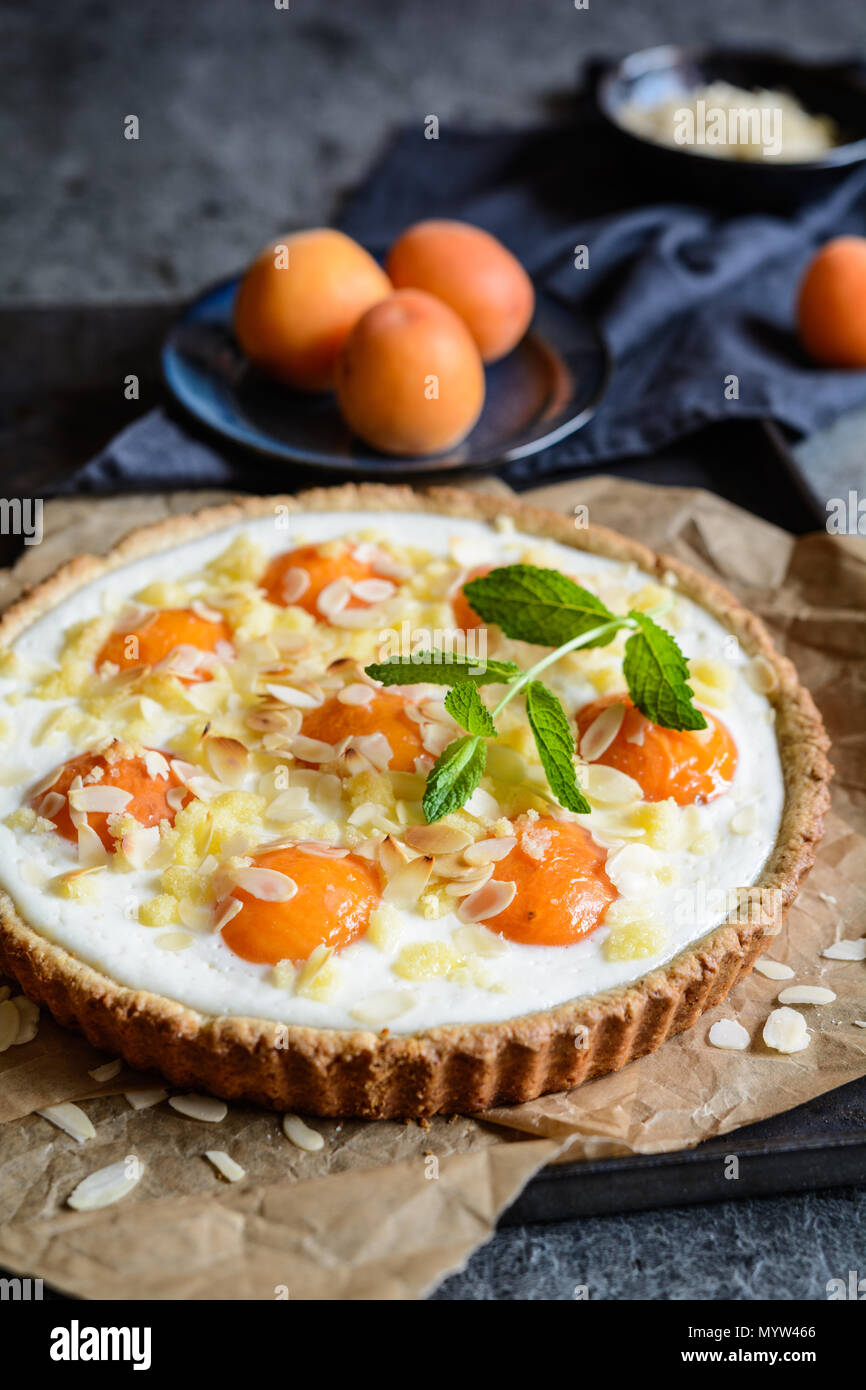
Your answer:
(0, 485), (832, 1117)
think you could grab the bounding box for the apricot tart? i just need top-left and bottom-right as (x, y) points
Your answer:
(0, 486), (831, 1116)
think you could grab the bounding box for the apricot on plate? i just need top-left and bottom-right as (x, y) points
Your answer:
(797, 236), (866, 368)
(335, 289), (485, 456)
(234, 228), (392, 392)
(386, 219), (535, 362)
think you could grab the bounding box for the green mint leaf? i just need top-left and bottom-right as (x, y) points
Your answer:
(463, 565), (617, 648)
(422, 735), (486, 823)
(364, 653), (520, 687)
(524, 680), (591, 815)
(623, 612), (708, 731)
(445, 682), (498, 738)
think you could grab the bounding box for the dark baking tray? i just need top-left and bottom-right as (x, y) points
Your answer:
(505, 1074), (866, 1224)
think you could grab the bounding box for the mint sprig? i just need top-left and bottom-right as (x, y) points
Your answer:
(422, 735), (486, 822)
(525, 681), (591, 815)
(364, 564), (706, 822)
(623, 612), (707, 732)
(464, 565), (616, 648)
(445, 682), (498, 738)
(365, 652), (520, 687)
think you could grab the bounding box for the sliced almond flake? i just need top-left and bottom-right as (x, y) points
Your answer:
(125, 1088), (168, 1110)
(290, 734), (337, 763)
(453, 923), (508, 957)
(265, 682), (324, 709)
(337, 682), (375, 707)
(457, 879), (516, 923)
(213, 896), (243, 931)
(753, 959), (795, 980)
(279, 566), (312, 604)
(78, 823), (110, 868)
(266, 787), (310, 821)
(246, 706), (297, 733)
(350, 989), (416, 1026)
(762, 1006), (810, 1054)
(68, 784), (133, 814)
(463, 786), (501, 819)
(625, 712), (651, 746)
(168, 1094), (227, 1123)
(155, 930), (193, 952)
(10, 995), (39, 1045)
(282, 1112), (324, 1152)
(818, 892), (838, 906)
(708, 1019), (750, 1051)
(37, 791), (65, 821)
(584, 764), (642, 806)
(747, 655), (779, 695)
(580, 701), (626, 762)
(383, 855), (434, 907)
(121, 823), (160, 868)
(404, 823), (473, 855)
(67, 1159), (142, 1210)
(166, 785), (187, 813)
(191, 597), (225, 623)
(351, 577), (396, 604)
(0, 999), (19, 1052)
(177, 900), (213, 932)
(143, 749), (171, 780)
(205, 1150), (246, 1183)
(204, 735), (249, 786)
(432, 852), (488, 881)
(349, 733), (393, 771)
(232, 866), (298, 901)
(419, 699), (455, 725)
(183, 774), (224, 801)
(823, 938), (866, 961)
(330, 606), (389, 630)
(30, 765), (63, 798)
(444, 864), (494, 896)
(37, 1102), (96, 1143)
(316, 576), (352, 618)
(378, 834), (421, 877)
(420, 722), (453, 757)
(88, 1059), (122, 1082)
(854, 1021), (866, 1029)
(294, 840), (349, 858)
(462, 836), (518, 866)
(778, 985), (836, 1005)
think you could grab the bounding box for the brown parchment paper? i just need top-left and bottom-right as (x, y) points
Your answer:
(0, 477), (863, 1301)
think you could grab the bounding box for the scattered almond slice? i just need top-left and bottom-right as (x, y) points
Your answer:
(279, 566), (311, 603)
(580, 701), (626, 762)
(463, 835), (517, 865)
(730, 804), (757, 835)
(37, 1102), (96, 1143)
(453, 923), (508, 957)
(404, 823), (472, 855)
(120, 823), (160, 868)
(88, 1059), (122, 1082)
(762, 1006), (810, 1054)
(231, 866), (298, 902)
(155, 930), (193, 952)
(350, 989), (416, 1025)
(125, 1088), (168, 1110)
(204, 735), (249, 785)
(382, 856), (433, 907)
(265, 682), (324, 709)
(337, 682), (375, 707)
(205, 1150), (246, 1183)
(822, 938), (866, 961)
(282, 1112), (324, 1152)
(168, 1094), (227, 1123)
(77, 823), (110, 868)
(68, 785), (133, 814)
(753, 959), (795, 980)
(213, 896), (243, 932)
(854, 1021), (866, 1029)
(457, 878), (516, 923)
(778, 985), (836, 1005)
(583, 763), (642, 806)
(290, 734), (337, 763)
(10, 995), (39, 1045)
(708, 1019), (750, 1051)
(67, 1159), (142, 1211)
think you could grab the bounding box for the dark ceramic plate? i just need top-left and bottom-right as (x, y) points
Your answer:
(161, 278), (609, 476)
(596, 46), (866, 208)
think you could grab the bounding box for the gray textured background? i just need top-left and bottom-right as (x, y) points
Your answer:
(3, 0), (865, 303)
(1, 0), (864, 1302)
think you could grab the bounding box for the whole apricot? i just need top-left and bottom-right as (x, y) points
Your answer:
(335, 289), (485, 456)
(234, 228), (391, 391)
(386, 219), (535, 362)
(797, 236), (866, 368)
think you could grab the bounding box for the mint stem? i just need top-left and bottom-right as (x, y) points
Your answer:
(490, 595), (674, 719)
